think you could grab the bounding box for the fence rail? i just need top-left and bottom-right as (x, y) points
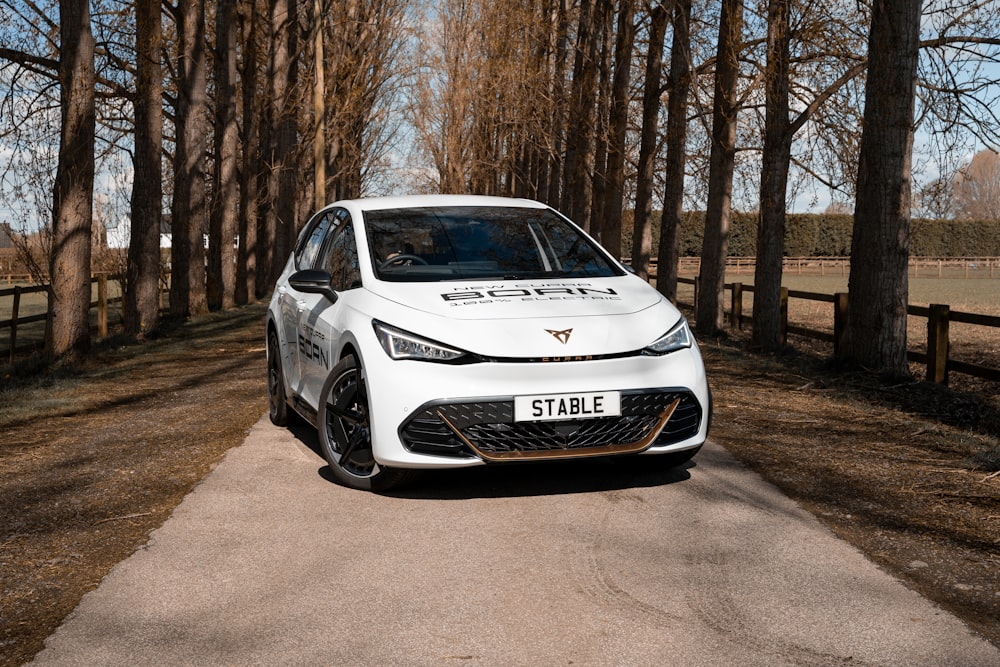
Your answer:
(674, 276), (1000, 385)
(6, 260), (1000, 381)
(670, 256), (1000, 278)
(1, 275), (121, 363)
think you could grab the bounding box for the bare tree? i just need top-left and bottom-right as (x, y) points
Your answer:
(125, 0), (163, 337)
(751, 0), (791, 352)
(409, 0), (477, 193)
(841, 0), (923, 378)
(323, 0), (409, 200)
(750, 0), (869, 351)
(631, 2), (668, 279)
(952, 149), (1000, 220)
(562, 0), (606, 225)
(265, 0), (299, 283)
(599, 0), (636, 258)
(696, 0), (743, 336)
(236, 0), (262, 304)
(208, 0), (239, 310)
(169, 0), (209, 318)
(589, 0), (614, 235)
(655, 0), (692, 302)
(543, 0), (571, 207)
(48, 0), (97, 360)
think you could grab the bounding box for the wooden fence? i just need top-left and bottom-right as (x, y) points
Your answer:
(675, 276), (1000, 385)
(673, 256), (1000, 278)
(1, 275), (121, 363)
(5, 262), (1000, 382)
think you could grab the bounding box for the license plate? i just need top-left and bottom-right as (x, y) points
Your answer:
(514, 391), (621, 422)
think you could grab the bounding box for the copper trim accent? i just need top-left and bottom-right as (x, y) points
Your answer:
(435, 398), (681, 462)
(545, 328), (573, 344)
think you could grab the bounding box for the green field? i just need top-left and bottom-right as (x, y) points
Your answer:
(672, 274), (999, 314)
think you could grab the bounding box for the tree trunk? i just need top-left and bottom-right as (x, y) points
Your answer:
(544, 0), (570, 208)
(589, 3), (613, 237)
(600, 0), (635, 260)
(561, 0), (603, 225)
(125, 0), (162, 336)
(170, 0), (209, 318)
(266, 0), (299, 284)
(751, 0), (791, 352)
(311, 0), (326, 210)
(696, 0), (743, 335)
(632, 3), (667, 279)
(842, 0), (922, 378)
(48, 0), (96, 361)
(655, 0), (692, 302)
(236, 0), (260, 305)
(208, 0), (239, 311)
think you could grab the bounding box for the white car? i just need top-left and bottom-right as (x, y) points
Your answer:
(266, 195), (710, 490)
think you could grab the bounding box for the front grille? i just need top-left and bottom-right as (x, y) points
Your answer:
(399, 390), (702, 460)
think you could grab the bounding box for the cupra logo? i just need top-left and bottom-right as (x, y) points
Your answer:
(546, 328), (573, 344)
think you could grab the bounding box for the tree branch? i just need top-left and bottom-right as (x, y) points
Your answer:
(0, 48), (58, 77)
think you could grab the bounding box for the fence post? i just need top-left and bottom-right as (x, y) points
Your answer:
(731, 283), (743, 329)
(9, 285), (21, 364)
(97, 274), (108, 338)
(927, 304), (950, 385)
(780, 286), (789, 345)
(834, 292), (849, 357)
(693, 276), (700, 312)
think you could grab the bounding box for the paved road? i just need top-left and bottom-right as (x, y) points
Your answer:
(30, 416), (1000, 666)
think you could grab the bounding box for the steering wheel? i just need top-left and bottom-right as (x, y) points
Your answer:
(380, 254), (429, 270)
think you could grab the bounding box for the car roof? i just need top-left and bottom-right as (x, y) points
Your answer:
(328, 194), (551, 214)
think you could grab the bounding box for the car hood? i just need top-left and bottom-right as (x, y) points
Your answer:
(363, 275), (683, 357)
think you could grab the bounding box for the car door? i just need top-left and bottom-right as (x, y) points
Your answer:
(278, 210), (336, 397)
(297, 209), (363, 409)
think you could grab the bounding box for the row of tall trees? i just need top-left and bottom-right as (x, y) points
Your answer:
(1, 0), (409, 360)
(1, 0), (999, 378)
(406, 0), (999, 376)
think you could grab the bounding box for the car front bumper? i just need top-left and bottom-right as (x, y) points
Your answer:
(359, 346), (711, 469)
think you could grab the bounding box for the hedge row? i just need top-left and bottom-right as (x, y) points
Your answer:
(622, 212), (1000, 258)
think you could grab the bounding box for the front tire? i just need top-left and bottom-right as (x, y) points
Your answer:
(317, 355), (411, 491)
(267, 329), (289, 426)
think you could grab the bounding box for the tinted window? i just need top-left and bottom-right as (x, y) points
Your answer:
(364, 206), (623, 282)
(322, 217), (362, 291)
(296, 212), (335, 270)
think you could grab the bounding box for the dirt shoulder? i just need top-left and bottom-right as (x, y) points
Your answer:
(1, 305), (269, 667)
(1, 304), (998, 666)
(702, 335), (1000, 648)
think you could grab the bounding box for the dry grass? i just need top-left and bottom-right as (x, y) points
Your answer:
(0, 304), (268, 667)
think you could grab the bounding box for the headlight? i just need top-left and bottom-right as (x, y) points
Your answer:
(373, 321), (469, 362)
(643, 318), (693, 355)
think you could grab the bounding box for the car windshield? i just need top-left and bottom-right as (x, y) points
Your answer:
(364, 206), (624, 282)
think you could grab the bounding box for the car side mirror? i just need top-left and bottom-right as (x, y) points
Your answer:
(289, 269), (339, 303)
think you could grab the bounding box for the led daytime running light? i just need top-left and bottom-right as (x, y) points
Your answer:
(374, 322), (466, 362)
(644, 319), (693, 355)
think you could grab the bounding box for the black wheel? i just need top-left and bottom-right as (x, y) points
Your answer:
(267, 329), (289, 426)
(317, 355), (411, 491)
